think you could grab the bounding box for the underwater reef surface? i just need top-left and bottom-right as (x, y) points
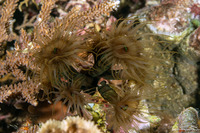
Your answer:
(0, 0), (200, 133)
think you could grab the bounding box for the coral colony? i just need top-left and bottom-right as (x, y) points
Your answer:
(1, 0), (200, 133)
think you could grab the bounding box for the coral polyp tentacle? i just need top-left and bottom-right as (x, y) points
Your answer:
(89, 18), (160, 84)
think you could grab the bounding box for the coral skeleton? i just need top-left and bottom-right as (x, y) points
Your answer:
(37, 116), (102, 133)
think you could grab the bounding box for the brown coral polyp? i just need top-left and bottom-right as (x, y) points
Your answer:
(107, 89), (147, 132)
(94, 19), (155, 84)
(33, 31), (87, 86)
(52, 81), (90, 119)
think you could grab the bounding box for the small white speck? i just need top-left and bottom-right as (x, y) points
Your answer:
(38, 17), (42, 22)
(88, 103), (94, 107)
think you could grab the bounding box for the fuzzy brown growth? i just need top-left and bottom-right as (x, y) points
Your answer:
(90, 19), (157, 84)
(106, 85), (147, 132)
(60, 0), (118, 31)
(32, 0), (118, 87)
(52, 79), (90, 119)
(32, 23), (87, 86)
(0, 0), (19, 44)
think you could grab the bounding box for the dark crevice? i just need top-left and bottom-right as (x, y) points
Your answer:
(172, 47), (186, 94)
(194, 61), (200, 108)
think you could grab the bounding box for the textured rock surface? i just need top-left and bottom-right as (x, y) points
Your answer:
(133, 0), (200, 118)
